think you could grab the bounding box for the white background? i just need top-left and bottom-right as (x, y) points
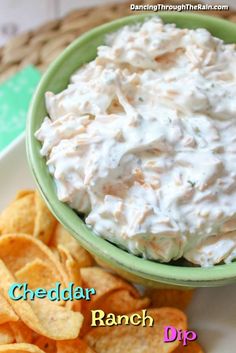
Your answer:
(0, 0), (235, 46)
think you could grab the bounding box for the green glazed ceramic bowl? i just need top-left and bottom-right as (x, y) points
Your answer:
(27, 12), (236, 288)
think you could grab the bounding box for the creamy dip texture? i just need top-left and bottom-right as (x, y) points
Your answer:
(36, 17), (236, 267)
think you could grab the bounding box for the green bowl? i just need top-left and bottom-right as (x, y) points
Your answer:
(27, 12), (236, 288)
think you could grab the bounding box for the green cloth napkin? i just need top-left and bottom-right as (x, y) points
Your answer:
(0, 65), (41, 152)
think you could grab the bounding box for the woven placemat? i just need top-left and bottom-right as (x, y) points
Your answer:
(0, 0), (235, 83)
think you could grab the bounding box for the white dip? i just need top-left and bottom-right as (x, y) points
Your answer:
(36, 17), (236, 267)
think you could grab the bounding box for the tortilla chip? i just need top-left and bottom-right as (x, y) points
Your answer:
(85, 308), (187, 353)
(56, 339), (96, 353)
(80, 267), (141, 336)
(49, 247), (60, 261)
(31, 299), (83, 340)
(0, 260), (83, 340)
(15, 191), (35, 201)
(9, 321), (33, 343)
(58, 245), (82, 311)
(0, 194), (35, 235)
(145, 288), (194, 311)
(0, 234), (68, 286)
(50, 223), (93, 268)
(81, 267), (139, 309)
(81, 289), (150, 336)
(58, 246), (82, 286)
(15, 259), (63, 291)
(0, 324), (15, 344)
(0, 291), (18, 325)
(173, 341), (204, 353)
(33, 336), (56, 353)
(33, 192), (57, 245)
(101, 289), (150, 314)
(0, 343), (47, 352)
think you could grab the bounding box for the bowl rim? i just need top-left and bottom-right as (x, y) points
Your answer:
(27, 12), (236, 286)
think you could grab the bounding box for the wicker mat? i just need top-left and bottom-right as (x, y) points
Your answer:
(0, 0), (235, 83)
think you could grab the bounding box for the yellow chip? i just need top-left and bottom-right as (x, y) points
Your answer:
(101, 289), (150, 314)
(145, 288), (194, 311)
(0, 260), (83, 340)
(58, 245), (82, 311)
(58, 245), (82, 286)
(15, 259), (63, 291)
(33, 191), (57, 245)
(0, 194), (35, 235)
(9, 321), (33, 343)
(33, 336), (56, 353)
(31, 299), (83, 340)
(50, 223), (93, 268)
(81, 288), (150, 337)
(81, 267), (139, 310)
(15, 190), (35, 201)
(173, 341), (204, 353)
(56, 338), (96, 353)
(0, 343), (46, 352)
(85, 308), (187, 353)
(80, 267), (141, 336)
(0, 291), (18, 325)
(0, 324), (14, 345)
(0, 234), (68, 286)
(49, 247), (60, 261)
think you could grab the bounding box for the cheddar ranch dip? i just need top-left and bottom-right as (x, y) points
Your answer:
(36, 17), (236, 267)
